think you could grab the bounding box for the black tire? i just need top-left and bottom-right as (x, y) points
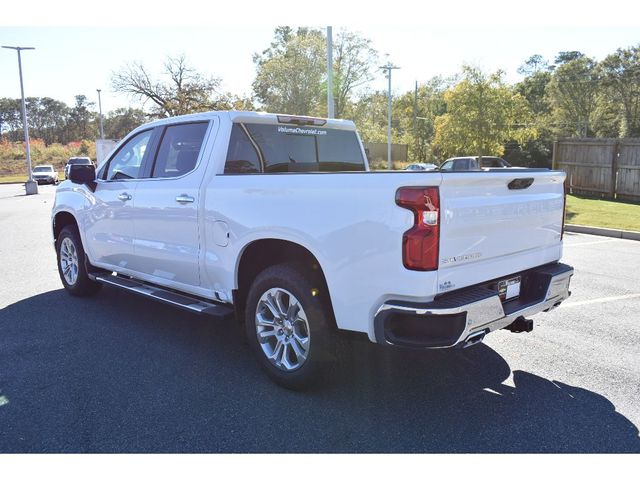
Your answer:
(244, 263), (334, 390)
(56, 225), (102, 296)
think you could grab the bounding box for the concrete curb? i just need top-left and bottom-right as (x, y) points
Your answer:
(565, 224), (640, 241)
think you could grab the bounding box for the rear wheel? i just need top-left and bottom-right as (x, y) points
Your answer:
(56, 225), (102, 296)
(245, 263), (334, 390)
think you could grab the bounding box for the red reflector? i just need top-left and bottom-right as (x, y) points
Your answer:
(396, 186), (440, 271)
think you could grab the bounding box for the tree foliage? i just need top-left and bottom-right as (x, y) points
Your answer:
(252, 27), (326, 116)
(433, 67), (536, 158)
(546, 56), (600, 137)
(252, 27), (379, 117)
(332, 29), (379, 117)
(104, 108), (148, 139)
(599, 44), (640, 137)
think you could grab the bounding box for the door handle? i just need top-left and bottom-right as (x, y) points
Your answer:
(118, 192), (132, 201)
(175, 195), (195, 204)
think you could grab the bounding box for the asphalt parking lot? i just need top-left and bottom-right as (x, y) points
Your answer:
(1, 183), (639, 453)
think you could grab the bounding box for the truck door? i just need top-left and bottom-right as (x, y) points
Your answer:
(85, 128), (157, 270)
(128, 120), (213, 288)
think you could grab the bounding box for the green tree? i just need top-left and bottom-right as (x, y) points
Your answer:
(599, 44), (640, 137)
(26, 97), (69, 144)
(111, 54), (227, 117)
(512, 56), (555, 167)
(104, 107), (148, 139)
(66, 95), (96, 142)
(331, 29), (379, 118)
(252, 27), (326, 115)
(252, 27), (379, 117)
(546, 56), (600, 137)
(555, 51), (585, 65)
(433, 66), (536, 158)
(0, 98), (22, 141)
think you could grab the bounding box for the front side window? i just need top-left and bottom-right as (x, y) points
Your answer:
(440, 160), (453, 171)
(152, 122), (209, 178)
(103, 129), (153, 180)
(224, 123), (366, 174)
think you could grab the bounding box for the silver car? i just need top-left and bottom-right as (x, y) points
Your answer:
(32, 165), (59, 185)
(405, 162), (438, 171)
(440, 156), (514, 171)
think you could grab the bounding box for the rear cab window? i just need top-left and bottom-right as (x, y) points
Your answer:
(224, 123), (365, 174)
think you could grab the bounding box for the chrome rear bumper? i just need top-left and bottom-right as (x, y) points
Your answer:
(374, 262), (573, 348)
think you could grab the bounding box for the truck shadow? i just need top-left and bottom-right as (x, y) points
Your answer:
(1, 288), (638, 453)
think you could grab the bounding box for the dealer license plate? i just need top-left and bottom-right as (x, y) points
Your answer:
(498, 276), (521, 301)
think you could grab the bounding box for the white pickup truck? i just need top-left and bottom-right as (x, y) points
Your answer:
(52, 111), (573, 388)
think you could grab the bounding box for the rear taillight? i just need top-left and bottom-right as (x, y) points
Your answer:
(396, 186), (440, 271)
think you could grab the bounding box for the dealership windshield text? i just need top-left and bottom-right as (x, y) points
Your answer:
(277, 126), (328, 136)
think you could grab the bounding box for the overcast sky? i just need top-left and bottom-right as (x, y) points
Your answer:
(1, 2), (639, 115)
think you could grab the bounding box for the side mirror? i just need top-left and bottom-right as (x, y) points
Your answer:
(68, 164), (97, 191)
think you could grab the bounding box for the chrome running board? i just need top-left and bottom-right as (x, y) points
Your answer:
(92, 273), (233, 318)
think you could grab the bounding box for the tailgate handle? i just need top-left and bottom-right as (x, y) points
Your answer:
(508, 178), (534, 190)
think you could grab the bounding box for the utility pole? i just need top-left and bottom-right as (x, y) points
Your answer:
(413, 80), (418, 158)
(326, 26), (335, 118)
(380, 63), (400, 170)
(96, 89), (105, 139)
(2, 45), (37, 195)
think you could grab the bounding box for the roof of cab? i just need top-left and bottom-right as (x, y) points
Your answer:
(137, 111), (357, 132)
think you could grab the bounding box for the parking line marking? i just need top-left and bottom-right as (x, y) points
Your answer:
(560, 293), (640, 308)
(566, 239), (619, 247)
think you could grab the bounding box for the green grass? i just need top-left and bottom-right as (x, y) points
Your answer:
(0, 172), (63, 184)
(566, 195), (640, 232)
(0, 174), (28, 184)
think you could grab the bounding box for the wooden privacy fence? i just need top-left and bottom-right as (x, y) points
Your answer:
(553, 138), (640, 201)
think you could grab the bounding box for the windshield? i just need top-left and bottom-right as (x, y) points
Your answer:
(68, 158), (91, 164)
(33, 166), (53, 172)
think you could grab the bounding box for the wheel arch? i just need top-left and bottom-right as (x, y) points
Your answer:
(233, 238), (337, 330)
(52, 210), (79, 242)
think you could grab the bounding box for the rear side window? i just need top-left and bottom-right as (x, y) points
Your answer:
(152, 122), (209, 178)
(224, 123), (365, 173)
(480, 157), (508, 168)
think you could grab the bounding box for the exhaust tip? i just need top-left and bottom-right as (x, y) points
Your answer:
(462, 330), (487, 348)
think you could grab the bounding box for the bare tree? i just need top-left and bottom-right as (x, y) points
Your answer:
(111, 55), (226, 117)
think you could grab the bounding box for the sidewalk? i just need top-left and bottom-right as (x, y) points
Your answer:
(565, 224), (640, 241)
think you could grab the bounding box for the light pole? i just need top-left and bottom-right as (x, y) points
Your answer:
(380, 63), (400, 170)
(326, 26), (335, 119)
(96, 89), (105, 139)
(2, 45), (37, 195)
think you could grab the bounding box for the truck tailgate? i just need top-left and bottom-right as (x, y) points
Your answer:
(437, 170), (566, 292)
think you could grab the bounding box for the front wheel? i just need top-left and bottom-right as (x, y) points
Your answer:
(56, 225), (102, 296)
(245, 263), (334, 390)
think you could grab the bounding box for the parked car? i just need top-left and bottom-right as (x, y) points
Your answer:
(440, 156), (514, 171)
(405, 162), (438, 171)
(52, 111), (573, 389)
(32, 165), (59, 185)
(64, 157), (93, 179)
